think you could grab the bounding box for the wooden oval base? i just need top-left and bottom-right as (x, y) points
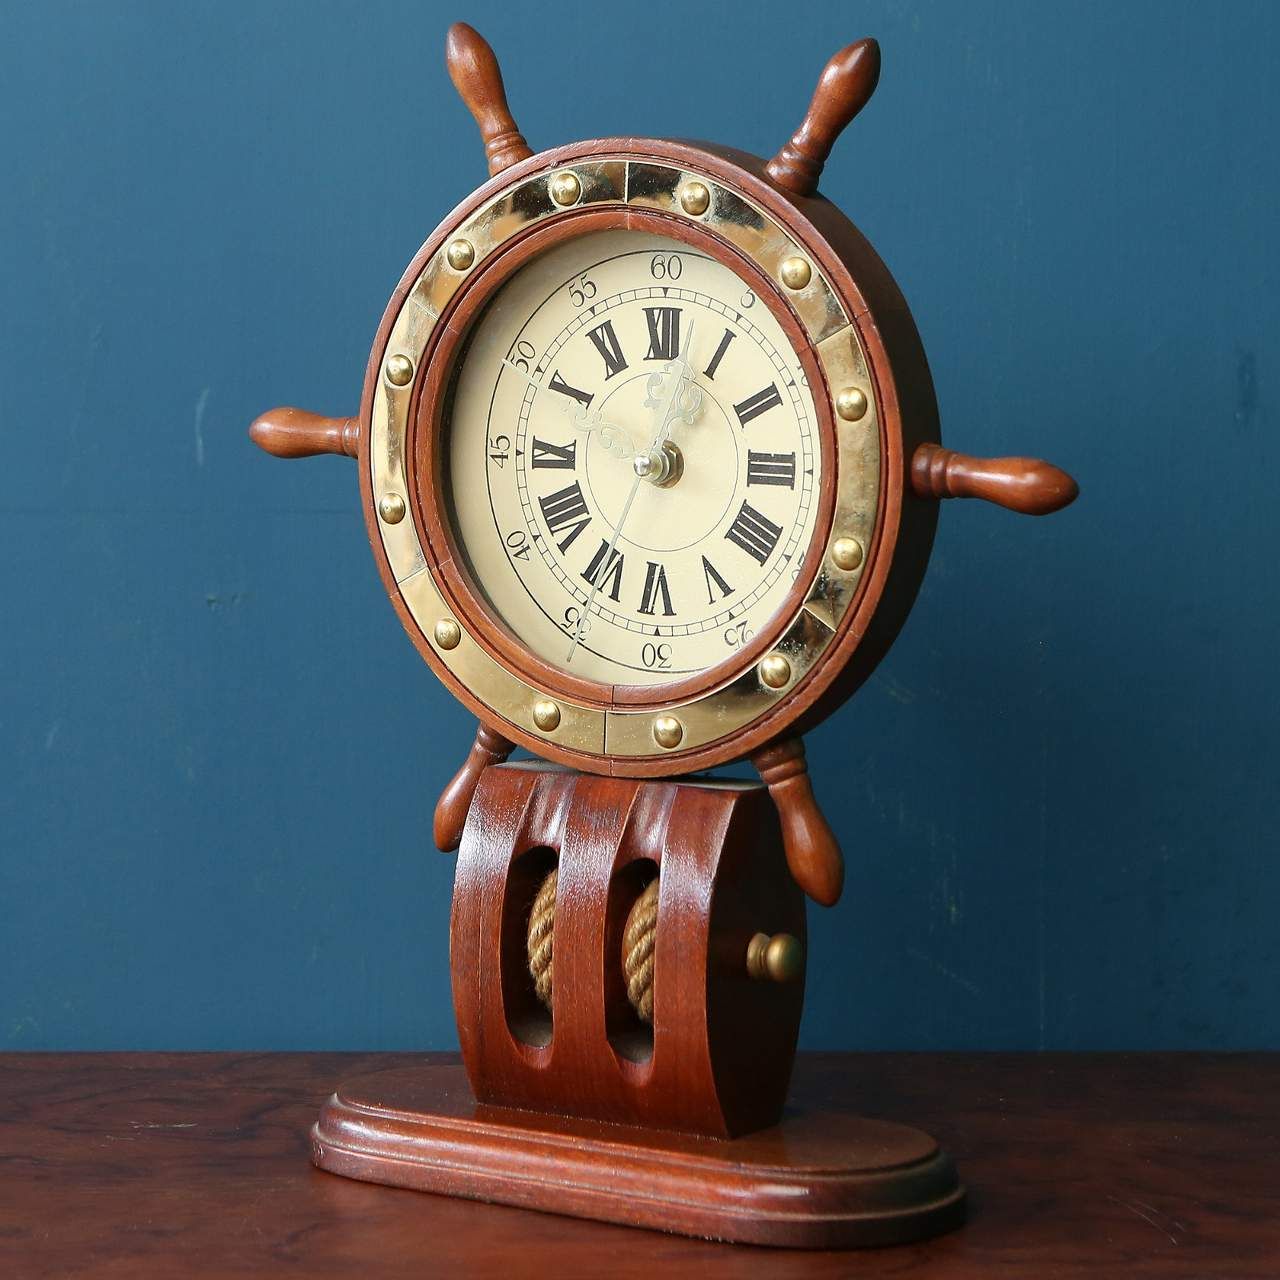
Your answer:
(312, 1063), (965, 1249)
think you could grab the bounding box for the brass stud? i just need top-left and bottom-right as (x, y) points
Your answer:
(445, 238), (475, 271)
(746, 932), (805, 983)
(433, 618), (461, 650)
(759, 653), (792, 689)
(836, 386), (869, 421)
(779, 256), (812, 290)
(831, 537), (865, 572)
(652, 715), (683, 749)
(533, 700), (561, 732)
(378, 493), (406, 524)
(385, 354), (414, 386)
(549, 171), (582, 206)
(678, 181), (710, 215)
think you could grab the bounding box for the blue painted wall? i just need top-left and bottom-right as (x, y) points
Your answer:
(3, 0), (1277, 1051)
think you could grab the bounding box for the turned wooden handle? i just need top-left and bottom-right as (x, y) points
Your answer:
(434, 723), (516, 852)
(911, 444), (1078, 515)
(766, 39), (881, 197)
(753, 738), (844, 907)
(446, 22), (533, 176)
(249, 407), (359, 459)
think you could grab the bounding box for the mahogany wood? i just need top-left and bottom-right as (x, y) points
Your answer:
(10, 1052), (1278, 1276)
(313, 1062), (964, 1249)
(752, 737), (844, 906)
(912, 444), (1079, 515)
(355, 133), (936, 779)
(432, 722), (514, 852)
(445, 23), (533, 176)
(766, 39), (882, 197)
(249, 406), (359, 459)
(451, 762), (806, 1138)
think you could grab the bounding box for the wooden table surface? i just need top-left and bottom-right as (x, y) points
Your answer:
(2, 1052), (1276, 1278)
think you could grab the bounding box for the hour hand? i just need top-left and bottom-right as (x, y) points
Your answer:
(642, 320), (703, 432)
(501, 358), (638, 461)
(564, 403), (639, 462)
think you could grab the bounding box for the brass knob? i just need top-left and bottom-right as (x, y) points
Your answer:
(746, 932), (805, 983)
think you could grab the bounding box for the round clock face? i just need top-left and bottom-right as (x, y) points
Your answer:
(445, 228), (822, 687)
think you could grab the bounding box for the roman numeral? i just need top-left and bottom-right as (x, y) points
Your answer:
(581, 539), (624, 602)
(586, 319), (628, 379)
(701, 556), (734, 605)
(746, 450), (796, 488)
(531, 437), (576, 470)
(547, 369), (593, 409)
(725, 501), (783, 565)
(733, 382), (783, 426)
(644, 307), (681, 361)
(637, 561), (675, 616)
(538, 482), (590, 553)
(703, 328), (736, 380)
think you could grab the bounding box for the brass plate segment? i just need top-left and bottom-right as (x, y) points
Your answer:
(369, 155), (881, 759)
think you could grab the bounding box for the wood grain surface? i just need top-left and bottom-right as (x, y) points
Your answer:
(312, 1062), (963, 1248)
(450, 764), (806, 1137)
(2, 1053), (1276, 1278)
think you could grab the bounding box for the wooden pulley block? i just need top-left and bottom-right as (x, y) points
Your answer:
(450, 763), (806, 1137)
(314, 763), (964, 1246)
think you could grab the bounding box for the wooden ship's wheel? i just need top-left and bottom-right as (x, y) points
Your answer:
(250, 23), (1076, 1249)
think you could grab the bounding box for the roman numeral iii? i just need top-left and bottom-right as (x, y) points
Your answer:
(733, 382), (783, 426)
(746, 450), (796, 488)
(725, 501), (783, 565)
(586, 319), (628, 379)
(539, 482), (591, 553)
(637, 561), (675, 616)
(644, 307), (681, 361)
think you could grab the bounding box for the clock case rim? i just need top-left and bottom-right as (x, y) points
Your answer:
(357, 136), (939, 777)
(411, 207), (838, 711)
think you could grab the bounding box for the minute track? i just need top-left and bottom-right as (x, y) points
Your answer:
(454, 232), (821, 680)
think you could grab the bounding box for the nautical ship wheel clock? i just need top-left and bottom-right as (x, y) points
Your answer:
(251, 23), (1077, 1248)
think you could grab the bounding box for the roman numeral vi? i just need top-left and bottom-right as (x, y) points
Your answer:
(637, 561), (675, 616)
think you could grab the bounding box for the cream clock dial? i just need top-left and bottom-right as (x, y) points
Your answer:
(447, 229), (821, 685)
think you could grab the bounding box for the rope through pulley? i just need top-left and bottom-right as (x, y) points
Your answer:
(526, 869), (659, 1023)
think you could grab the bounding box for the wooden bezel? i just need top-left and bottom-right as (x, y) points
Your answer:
(358, 138), (939, 777)
(408, 206), (837, 714)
